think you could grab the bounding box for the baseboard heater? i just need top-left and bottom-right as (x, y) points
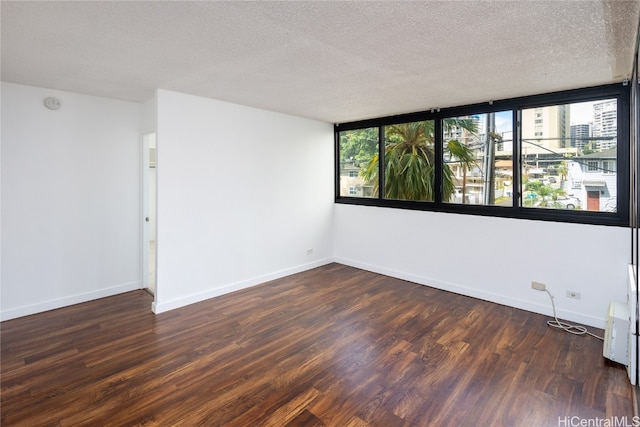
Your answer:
(603, 265), (638, 385)
(604, 301), (630, 365)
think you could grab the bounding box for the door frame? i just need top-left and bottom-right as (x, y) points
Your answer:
(141, 131), (157, 297)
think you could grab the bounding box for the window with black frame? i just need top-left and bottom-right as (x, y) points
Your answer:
(337, 127), (378, 199)
(335, 84), (629, 226)
(520, 99), (618, 213)
(378, 120), (436, 202)
(442, 112), (513, 207)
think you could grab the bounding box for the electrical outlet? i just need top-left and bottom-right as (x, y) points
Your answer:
(531, 281), (546, 291)
(566, 290), (581, 300)
(307, 248), (314, 255)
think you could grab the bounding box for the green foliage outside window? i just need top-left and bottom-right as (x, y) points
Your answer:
(360, 120), (477, 201)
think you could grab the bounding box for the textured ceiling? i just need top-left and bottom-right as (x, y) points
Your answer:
(2, 1), (639, 123)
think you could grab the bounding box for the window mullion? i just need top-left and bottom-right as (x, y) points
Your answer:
(434, 117), (443, 205)
(513, 109), (522, 208)
(378, 126), (384, 200)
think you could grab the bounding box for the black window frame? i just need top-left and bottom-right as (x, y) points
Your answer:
(334, 83), (630, 227)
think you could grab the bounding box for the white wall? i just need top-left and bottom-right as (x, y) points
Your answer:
(3, 82), (624, 330)
(141, 96), (157, 131)
(1, 82), (142, 320)
(334, 204), (629, 328)
(153, 90), (334, 312)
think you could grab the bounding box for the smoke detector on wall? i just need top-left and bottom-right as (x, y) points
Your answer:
(43, 97), (61, 110)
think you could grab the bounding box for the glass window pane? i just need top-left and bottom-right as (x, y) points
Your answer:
(338, 128), (379, 198)
(442, 112), (513, 206)
(383, 120), (435, 201)
(521, 99), (617, 212)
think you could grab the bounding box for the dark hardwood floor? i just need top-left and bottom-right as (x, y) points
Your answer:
(1, 263), (633, 426)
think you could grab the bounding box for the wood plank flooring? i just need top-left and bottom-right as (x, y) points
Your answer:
(1, 263), (633, 426)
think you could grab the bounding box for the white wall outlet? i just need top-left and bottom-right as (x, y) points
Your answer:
(307, 248), (313, 255)
(531, 281), (546, 291)
(566, 290), (581, 300)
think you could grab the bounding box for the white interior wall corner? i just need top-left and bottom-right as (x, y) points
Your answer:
(0, 82), (143, 320)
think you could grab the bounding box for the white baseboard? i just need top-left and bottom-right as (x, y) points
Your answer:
(152, 258), (334, 314)
(4, 259), (604, 331)
(0, 281), (142, 321)
(334, 257), (605, 329)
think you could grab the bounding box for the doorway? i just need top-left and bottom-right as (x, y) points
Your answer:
(587, 190), (600, 211)
(142, 132), (157, 295)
